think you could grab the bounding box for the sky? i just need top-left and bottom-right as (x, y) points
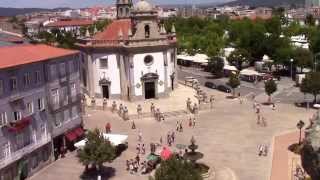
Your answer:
(0, 0), (231, 8)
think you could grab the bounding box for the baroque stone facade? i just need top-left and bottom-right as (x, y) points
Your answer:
(79, 0), (178, 101)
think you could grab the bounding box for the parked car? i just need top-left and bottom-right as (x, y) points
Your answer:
(217, 85), (232, 93)
(204, 81), (216, 89)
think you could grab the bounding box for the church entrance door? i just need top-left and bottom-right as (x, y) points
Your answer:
(102, 85), (109, 99)
(145, 82), (155, 99)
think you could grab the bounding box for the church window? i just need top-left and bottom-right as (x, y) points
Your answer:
(144, 55), (154, 66)
(100, 58), (108, 69)
(144, 25), (150, 38)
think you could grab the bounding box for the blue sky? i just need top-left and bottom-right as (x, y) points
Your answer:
(0, 0), (231, 8)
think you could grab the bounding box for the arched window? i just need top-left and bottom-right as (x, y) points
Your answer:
(144, 25), (150, 38)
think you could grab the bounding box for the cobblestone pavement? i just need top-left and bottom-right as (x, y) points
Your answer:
(29, 88), (315, 180)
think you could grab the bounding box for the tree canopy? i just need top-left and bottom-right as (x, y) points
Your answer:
(77, 128), (115, 170)
(299, 72), (320, 102)
(153, 157), (203, 180)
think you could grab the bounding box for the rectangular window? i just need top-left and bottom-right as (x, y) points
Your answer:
(59, 63), (66, 77)
(35, 71), (41, 84)
(13, 111), (22, 121)
(51, 89), (59, 107)
(16, 133), (24, 150)
(0, 112), (7, 126)
(50, 64), (57, 80)
(70, 83), (76, 98)
(64, 109), (70, 122)
(23, 73), (31, 87)
(100, 58), (108, 69)
(72, 106), (78, 119)
(61, 87), (68, 106)
(37, 98), (45, 110)
(26, 102), (34, 114)
(54, 112), (62, 127)
(0, 80), (3, 95)
(69, 61), (74, 73)
(10, 77), (17, 91)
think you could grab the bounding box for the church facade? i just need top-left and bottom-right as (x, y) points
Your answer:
(79, 0), (178, 101)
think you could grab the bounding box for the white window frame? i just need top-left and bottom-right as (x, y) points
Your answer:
(100, 58), (108, 69)
(13, 111), (22, 121)
(35, 71), (41, 84)
(70, 83), (76, 98)
(10, 77), (17, 90)
(37, 98), (45, 110)
(0, 112), (7, 127)
(0, 80), (4, 95)
(59, 63), (66, 77)
(61, 87), (68, 106)
(23, 73), (31, 87)
(26, 102), (34, 115)
(3, 142), (10, 159)
(51, 89), (59, 107)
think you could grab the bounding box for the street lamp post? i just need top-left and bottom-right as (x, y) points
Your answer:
(296, 120), (305, 145)
(290, 58), (294, 80)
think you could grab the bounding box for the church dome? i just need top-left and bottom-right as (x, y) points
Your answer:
(134, 0), (153, 12)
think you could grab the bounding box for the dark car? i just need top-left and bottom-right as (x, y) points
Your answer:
(217, 85), (232, 93)
(204, 81), (216, 89)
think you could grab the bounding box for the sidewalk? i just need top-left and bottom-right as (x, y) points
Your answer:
(85, 84), (198, 116)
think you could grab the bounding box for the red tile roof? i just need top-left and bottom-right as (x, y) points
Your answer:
(0, 44), (78, 69)
(46, 19), (94, 27)
(94, 19), (131, 41)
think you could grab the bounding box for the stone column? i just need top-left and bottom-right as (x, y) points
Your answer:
(118, 54), (128, 100)
(87, 54), (95, 97)
(163, 51), (169, 93)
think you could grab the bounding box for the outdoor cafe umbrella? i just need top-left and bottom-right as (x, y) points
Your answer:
(160, 147), (172, 160)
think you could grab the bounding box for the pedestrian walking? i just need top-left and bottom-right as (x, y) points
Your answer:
(136, 143), (140, 154)
(171, 131), (175, 143)
(176, 121), (179, 131)
(118, 103), (123, 116)
(137, 104), (142, 119)
(91, 96), (96, 110)
(209, 95), (214, 109)
(102, 98), (107, 110)
(193, 117), (196, 128)
(141, 144), (146, 154)
(105, 122), (111, 133)
(126, 160), (130, 171)
(123, 106), (129, 120)
(186, 97), (192, 111)
(160, 136), (163, 144)
(138, 130), (142, 142)
(189, 117), (192, 127)
(272, 103), (276, 110)
(135, 154), (140, 165)
(111, 101), (117, 113)
(179, 121), (183, 132)
(150, 102), (155, 114)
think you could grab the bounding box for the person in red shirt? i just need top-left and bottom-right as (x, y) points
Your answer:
(105, 122), (111, 133)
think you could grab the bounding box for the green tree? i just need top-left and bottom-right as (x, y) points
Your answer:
(227, 48), (250, 70)
(306, 14), (315, 26)
(293, 48), (313, 72)
(153, 157), (202, 180)
(208, 56), (224, 77)
(228, 73), (240, 97)
(264, 79), (277, 104)
(300, 72), (320, 103)
(77, 128), (115, 172)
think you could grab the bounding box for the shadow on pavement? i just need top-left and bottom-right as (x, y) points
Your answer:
(80, 166), (116, 180)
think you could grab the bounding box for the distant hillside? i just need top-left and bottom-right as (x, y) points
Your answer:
(222, 0), (305, 7)
(0, 7), (70, 16)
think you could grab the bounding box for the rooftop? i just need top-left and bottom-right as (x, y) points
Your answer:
(0, 44), (78, 69)
(93, 19), (131, 41)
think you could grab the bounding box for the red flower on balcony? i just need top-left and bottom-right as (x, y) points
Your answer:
(6, 116), (32, 133)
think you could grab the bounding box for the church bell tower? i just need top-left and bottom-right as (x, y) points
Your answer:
(116, 0), (133, 19)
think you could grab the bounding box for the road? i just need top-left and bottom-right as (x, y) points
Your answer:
(177, 67), (311, 104)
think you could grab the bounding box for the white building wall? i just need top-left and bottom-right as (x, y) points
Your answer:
(94, 54), (121, 96)
(167, 50), (174, 88)
(133, 52), (165, 96)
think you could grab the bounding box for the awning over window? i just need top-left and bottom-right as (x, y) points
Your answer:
(65, 131), (77, 142)
(65, 127), (84, 142)
(74, 127), (84, 137)
(7, 116), (32, 133)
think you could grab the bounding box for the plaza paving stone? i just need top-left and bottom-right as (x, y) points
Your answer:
(29, 87), (315, 180)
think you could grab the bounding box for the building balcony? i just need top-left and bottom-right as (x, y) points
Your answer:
(0, 134), (51, 169)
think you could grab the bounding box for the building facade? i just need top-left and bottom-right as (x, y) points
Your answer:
(0, 44), (82, 180)
(79, 0), (178, 101)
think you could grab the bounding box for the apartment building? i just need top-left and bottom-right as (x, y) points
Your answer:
(0, 44), (82, 180)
